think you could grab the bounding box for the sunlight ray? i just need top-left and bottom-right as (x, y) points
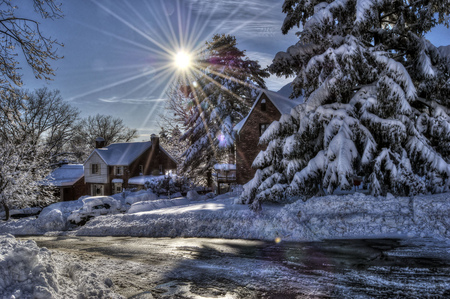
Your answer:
(67, 64), (171, 102)
(140, 70), (180, 127)
(69, 17), (169, 57)
(92, 0), (174, 55)
(152, 0), (179, 52)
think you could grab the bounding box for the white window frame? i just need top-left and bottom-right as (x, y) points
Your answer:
(91, 163), (100, 175)
(115, 166), (123, 176)
(260, 123), (270, 136)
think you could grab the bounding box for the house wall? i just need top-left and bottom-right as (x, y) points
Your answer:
(236, 93), (282, 185)
(60, 176), (86, 201)
(72, 176), (87, 200)
(84, 151), (109, 196)
(84, 152), (108, 184)
(86, 144), (178, 195)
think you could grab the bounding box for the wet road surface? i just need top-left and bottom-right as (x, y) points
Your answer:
(20, 236), (450, 298)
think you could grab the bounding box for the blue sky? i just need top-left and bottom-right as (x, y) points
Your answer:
(19, 0), (450, 139)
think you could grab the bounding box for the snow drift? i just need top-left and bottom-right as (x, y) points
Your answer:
(0, 234), (122, 298)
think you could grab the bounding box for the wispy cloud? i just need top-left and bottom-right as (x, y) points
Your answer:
(246, 51), (275, 68)
(246, 50), (294, 92)
(186, 0), (284, 37)
(98, 96), (165, 104)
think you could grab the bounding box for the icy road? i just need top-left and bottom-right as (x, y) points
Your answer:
(21, 236), (450, 298)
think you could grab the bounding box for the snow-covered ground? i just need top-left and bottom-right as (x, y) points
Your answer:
(0, 234), (123, 298)
(0, 190), (449, 242)
(1, 190), (449, 297)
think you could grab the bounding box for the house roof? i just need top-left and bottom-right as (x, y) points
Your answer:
(86, 140), (178, 166)
(93, 141), (153, 166)
(47, 164), (84, 187)
(234, 84), (304, 134)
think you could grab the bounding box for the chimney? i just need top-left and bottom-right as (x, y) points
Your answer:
(151, 134), (159, 151)
(95, 137), (106, 149)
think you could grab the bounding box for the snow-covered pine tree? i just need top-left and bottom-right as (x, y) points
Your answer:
(241, 0), (450, 206)
(181, 34), (269, 184)
(159, 125), (187, 166)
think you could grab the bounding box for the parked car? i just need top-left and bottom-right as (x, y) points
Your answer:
(68, 196), (124, 225)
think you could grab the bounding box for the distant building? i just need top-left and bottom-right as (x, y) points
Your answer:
(234, 87), (303, 185)
(84, 135), (177, 196)
(47, 163), (86, 201)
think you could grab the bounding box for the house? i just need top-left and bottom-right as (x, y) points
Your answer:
(234, 85), (303, 185)
(47, 163), (86, 201)
(84, 135), (178, 196)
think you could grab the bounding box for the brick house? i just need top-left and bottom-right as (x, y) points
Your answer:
(47, 163), (86, 201)
(84, 135), (177, 196)
(234, 88), (303, 185)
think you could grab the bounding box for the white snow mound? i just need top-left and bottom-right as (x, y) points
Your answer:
(125, 190), (157, 205)
(0, 234), (123, 298)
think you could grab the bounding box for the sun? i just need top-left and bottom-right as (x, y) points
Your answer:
(174, 51), (192, 70)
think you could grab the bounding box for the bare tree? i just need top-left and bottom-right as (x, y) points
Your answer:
(0, 90), (56, 220)
(0, 0), (62, 90)
(24, 88), (80, 162)
(70, 114), (138, 161)
(1, 88), (80, 163)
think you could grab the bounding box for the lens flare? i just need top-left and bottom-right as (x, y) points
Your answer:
(174, 51), (191, 70)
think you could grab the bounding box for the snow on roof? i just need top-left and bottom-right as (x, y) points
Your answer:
(47, 164), (84, 187)
(111, 178), (124, 183)
(213, 164), (236, 171)
(128, 175), (165, 185)
(94, 141), (152, 166)
(234, 83), (303, 134)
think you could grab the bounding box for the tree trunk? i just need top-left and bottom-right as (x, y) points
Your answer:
(2, 203), (9, 221)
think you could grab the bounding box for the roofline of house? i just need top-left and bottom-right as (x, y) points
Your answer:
(83, 141), (178, 167)
(83, 149), (109, 166)
(234, 90), (269, 135)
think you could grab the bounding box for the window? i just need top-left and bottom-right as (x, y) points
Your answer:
(116, 166), (123, 176)
(92, 184), (104, 196)
(261, 99), (266, 111)
(91, 164), (100, 175)
(113, 183), (122, 194)
(139, 165), (144, 175)
(260, 123), (270, 136)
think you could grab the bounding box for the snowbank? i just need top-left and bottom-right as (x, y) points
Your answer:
(73, 193), (450, 241)
(127, 197), (190, 214)
(0, 234), (122, 298)
(0, 192), (449, 242)
(125, 190), (157, 205)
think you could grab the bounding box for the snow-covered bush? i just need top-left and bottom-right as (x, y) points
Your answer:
(187, 190), (200, 200)
(37, 209), (65, 231)
(242, 0), (450, 205)
(145, 174), (191, 196)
